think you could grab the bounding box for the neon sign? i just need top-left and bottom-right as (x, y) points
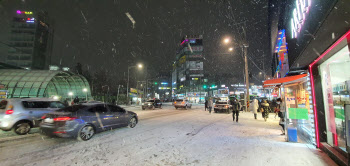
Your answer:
(17, 10), (33, 14)
(291, 0), (311, 38)
(26, 18), (35, 23)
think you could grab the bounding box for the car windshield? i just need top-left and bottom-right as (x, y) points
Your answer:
(147, 100), (154, 102)
(56, 105), (87, 112)
(217, 102), (227, 104)
(176, 100), (183, 102)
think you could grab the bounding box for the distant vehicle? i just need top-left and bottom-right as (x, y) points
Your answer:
(142, 99), (162, 110)
(0, 98), (66, 135)
(40, 104), (138, 141)
(214, 100), (232, 114)
(174, 99), (192, 109)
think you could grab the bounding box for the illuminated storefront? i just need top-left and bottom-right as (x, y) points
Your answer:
(310, 30), (350, 152)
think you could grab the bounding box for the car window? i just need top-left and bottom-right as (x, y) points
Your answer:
(0, 100), (7, 109)
(108, 105), (125, 113)
(22, 101), (50, 108)
(89, 105), (108, 113)
(57, 105), (87, 112)
(49, 101), (66, 108)
(147, 100), (154, 102)
(176, 99), (183, 102)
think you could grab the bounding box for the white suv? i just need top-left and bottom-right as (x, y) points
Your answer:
(174, 99), (192, 109)
(0, 98), (66, 135)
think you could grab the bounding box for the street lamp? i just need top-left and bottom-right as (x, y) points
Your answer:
(223, 38), (230, 44)
(228, 47), (233, 52)
(127, 63), (143, 105)
(68, 92), (73, 101)
(83, 88), (88, 101)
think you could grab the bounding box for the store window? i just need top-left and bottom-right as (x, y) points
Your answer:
(320, 46), (350, 152)
(283, 79), (315, 145)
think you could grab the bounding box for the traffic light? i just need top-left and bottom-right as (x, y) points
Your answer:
(203, 85), (207, 89)
(154, 82), (158, 85)
(211, 85), (215, 88)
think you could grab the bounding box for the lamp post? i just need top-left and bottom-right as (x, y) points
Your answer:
(127, 63), (143, 105)
(68, 92), (73, 102)
(83, 88), (88, 101)
(223, 33), (250, 111)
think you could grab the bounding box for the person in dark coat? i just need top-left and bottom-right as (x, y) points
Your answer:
(261, 100), (271, 122)
(230, 97), (241, 123)
(73, 96), (80, 105)
(205, 100), (208, 111)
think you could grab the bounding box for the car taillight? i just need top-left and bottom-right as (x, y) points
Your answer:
(41, 115), (46, 119)
(5, 110), (14, 114)
(225, 105), (228, 108)
(181, 102), (185, 104)
(174, 102), (177, 104)
(53, 117), (77, 121)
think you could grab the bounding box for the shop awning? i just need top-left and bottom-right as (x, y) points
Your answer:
(263, 74), (308, 88)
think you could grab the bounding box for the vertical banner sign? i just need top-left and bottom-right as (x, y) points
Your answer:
(325, 66), (336, 133)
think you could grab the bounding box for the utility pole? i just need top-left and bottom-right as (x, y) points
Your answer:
(244, 44), (249, 112)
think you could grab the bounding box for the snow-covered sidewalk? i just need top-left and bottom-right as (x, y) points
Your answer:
(0, 105), (336, 166)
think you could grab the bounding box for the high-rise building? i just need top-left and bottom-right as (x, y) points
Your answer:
(172, 35), (206, 102)
(6, 10), (53, 69)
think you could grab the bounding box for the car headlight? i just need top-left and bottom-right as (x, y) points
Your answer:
(148, 103), (151, 105)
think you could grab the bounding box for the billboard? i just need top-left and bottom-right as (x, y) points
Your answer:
(187, 61), (203, 70)
(183, 46), (203, 52)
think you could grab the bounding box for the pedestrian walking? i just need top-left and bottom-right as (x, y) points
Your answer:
(208, 98), (213, 113)
(230, 97), (240, 122)
(205, 100), (208, 111)
(277, 98), (286, 135)
(251, 98), (259, 120)
(261, 100), (271, 122)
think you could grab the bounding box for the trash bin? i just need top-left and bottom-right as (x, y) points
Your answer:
(288, 127), (298, 142)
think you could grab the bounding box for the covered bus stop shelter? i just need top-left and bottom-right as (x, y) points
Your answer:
(0, 69), (91, 101)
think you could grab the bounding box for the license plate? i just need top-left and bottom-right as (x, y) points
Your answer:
(44, 118), (54, 123)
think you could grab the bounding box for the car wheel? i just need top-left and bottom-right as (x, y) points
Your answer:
(142, 107), (145, 110)
(128, 117), (137, 128)
(185, 105), (188, 110)
(160, 105), (162, 109)
(77, 125), (95, 141)
(175, 107), (178, 109)
(14, 122), (31, 135)
(152, 106), (155, 110)
(227, 110), (230, 114)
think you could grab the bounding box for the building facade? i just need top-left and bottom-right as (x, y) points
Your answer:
(6, 10), (53, 69)
(172, 35), (206, 103)
(268, 0), (350, 164)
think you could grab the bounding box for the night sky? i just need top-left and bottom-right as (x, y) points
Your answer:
(0, 0), (270, 85)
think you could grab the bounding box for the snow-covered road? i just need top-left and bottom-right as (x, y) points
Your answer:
(0, 104), (336, 166)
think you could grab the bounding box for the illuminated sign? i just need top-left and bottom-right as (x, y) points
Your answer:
(161, 82), (168, 85)
(291, 0), (311, 38)
(17, 10), (33, 14)
(158, 87), (171, 90)
(26, 18), (35, 23)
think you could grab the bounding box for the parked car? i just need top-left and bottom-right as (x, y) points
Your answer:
(40, 104), (138, 141)
(142, 99), (162, 110)
(174, 99), (192, 109)
(0, 98), (66, 135)
(214, 100), (232, 114)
